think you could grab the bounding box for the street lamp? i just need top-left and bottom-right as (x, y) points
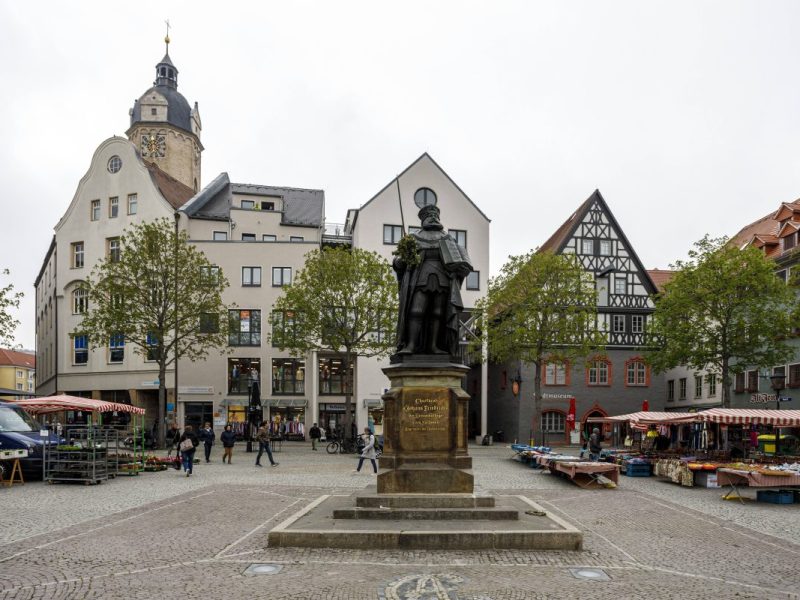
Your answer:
(770, 372), (785, 457)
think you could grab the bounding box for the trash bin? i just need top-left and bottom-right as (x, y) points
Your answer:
(758, 434), (797, 455)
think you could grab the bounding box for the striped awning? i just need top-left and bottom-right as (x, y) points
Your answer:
(693, 408), (800, 426)
(13, 395), (145, 415)
(587, 412), (698, 424)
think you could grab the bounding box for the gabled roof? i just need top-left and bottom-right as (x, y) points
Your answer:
(0, 349), (35, 369)
(34, 236), (56, 288)
(145, 162), (195, 210)
(358, 152), (490, 222)
(646, 269), (676, 293)
(777, 220), (800, 238)
(537, 189), (659, 294)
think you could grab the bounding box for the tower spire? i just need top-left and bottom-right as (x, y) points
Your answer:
(164, 19), (171, 54)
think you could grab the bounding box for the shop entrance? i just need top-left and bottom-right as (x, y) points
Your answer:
(319, 403), (356, 439)
(185, 402), (213, 432)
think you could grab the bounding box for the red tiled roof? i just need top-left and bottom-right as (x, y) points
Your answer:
(646, 269), (676, 292)
(145, 162), (195, 210)
(0, 349), (35, 369)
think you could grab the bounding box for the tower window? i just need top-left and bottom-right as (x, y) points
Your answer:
(160, 67), (166, 76)
(151, 108), (157, 115)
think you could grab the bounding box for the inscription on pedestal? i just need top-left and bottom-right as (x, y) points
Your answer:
(399, 388), (450, 453)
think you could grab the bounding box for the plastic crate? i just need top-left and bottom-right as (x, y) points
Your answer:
(756, 490), (794, 504)
(625, 464), (651, 477)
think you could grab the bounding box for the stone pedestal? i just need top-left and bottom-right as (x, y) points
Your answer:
(377, 361), (473, 494)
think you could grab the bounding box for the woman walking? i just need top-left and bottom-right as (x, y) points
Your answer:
(354, 427), (378, 474)
(220, 424), (236, 464)
(178, 425), (200, 477)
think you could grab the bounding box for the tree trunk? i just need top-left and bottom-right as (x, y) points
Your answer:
(721, 359), (730, 409)
(157, 362), (167, 448)
(533, 360), (542, 446)
(344, 349), (354, 440)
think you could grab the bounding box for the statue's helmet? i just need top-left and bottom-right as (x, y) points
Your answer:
(418, 204), (441, 222)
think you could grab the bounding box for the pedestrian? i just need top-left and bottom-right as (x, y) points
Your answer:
(353, 427), (378, 474)
(166, 422), (181, 457)
(589, 427), (602, 462)
(178, 425), (199, 477)
(255, 425), (278, 467)
(198, 422), (215, 463)
(309, 422), (322, 451)
(579, 430), (588, 459)
(220, 424), (236, 464)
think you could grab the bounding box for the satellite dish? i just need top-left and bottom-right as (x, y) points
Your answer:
(414, 187), (437, 209)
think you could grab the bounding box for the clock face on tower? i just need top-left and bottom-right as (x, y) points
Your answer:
(140, 134), (166, 158)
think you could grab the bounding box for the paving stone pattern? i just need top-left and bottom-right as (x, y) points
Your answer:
(1, 444), (798, 599)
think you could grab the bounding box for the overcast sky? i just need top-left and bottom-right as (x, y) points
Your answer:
(2, 1), (799, 349)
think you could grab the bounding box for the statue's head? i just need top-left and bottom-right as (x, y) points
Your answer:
(418, 205), (443, 230)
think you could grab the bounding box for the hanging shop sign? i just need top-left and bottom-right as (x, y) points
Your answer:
(749, 393), (792, 404)
(543, 393), (574, 399)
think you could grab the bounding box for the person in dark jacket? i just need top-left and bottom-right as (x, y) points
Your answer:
(198, 422), (215, 463)
(255, 425), (278, 467)
(309, 423), (322, 451)
(589, 427), (602, 461)
(178, 425), (200, 476)
(220, 424), (236, 464)
(166, 423), (181, 457)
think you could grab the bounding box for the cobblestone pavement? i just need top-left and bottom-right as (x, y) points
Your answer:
(1, 444), (798, 599)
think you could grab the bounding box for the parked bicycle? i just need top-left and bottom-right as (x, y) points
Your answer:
(326, 436), (363, 454)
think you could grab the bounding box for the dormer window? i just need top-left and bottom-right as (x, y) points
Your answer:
(784, 233), (796, 251)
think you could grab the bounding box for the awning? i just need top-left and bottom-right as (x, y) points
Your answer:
(13, 395), (145, 415)
(363, 399), (384, 409)
(692, 408), (800, 427)
(268, 399), (308, 408)
(587, 412), (699, 425)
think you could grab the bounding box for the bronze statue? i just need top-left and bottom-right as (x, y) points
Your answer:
(393, 205), (472, 358)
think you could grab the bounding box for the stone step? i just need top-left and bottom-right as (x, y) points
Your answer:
(333, 507), (519, 520)
(356, 494), (495, 509)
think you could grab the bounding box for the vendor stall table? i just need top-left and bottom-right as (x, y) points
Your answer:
(0, 449), (27, 487)
(536, 456), (619, 488)
(717, 468), (800, 504)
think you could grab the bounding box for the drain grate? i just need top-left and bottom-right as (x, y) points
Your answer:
(569, 568), (611, 581)
(244, 563), (283, 576)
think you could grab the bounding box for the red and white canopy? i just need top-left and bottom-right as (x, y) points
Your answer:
(587, 411), (698, 424)
(692, 408), (800, 427)
(12, 395), (145, 415)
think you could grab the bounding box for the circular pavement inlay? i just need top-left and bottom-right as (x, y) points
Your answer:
(379, 573), (465, 599)
(569, 568), (611, 581)
(244, 563), (283, 576)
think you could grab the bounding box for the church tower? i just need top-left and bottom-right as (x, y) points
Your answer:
(127, 33), (203, 191)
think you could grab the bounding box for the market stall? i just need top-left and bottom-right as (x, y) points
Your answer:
(717, 466), (800, 503)
(510, 444), (618, 488)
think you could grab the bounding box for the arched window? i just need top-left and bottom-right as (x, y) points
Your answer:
(541, 411), (566, 433)
(625, 358), (649, 386)
(72, 288), (88, 314)
(586, 357), (612, 386)
(414, 187), (437, 207)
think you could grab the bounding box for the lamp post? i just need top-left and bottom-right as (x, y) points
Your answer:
(770, 372), (785, 457)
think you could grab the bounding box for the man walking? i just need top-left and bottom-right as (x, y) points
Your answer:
(198, 422), (215, 463)
(589, 427), (602, 462)
(255, 425), (278, 467)
(309, 422), (322, 451)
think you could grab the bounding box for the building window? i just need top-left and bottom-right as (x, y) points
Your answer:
(91, 199), (101, 221)
(127, 193), (138, 215)
(109, 333), (125, 363)
(73, 335), (89, 365)
(16, 370), (22, 379)
(784, 233), (796, 251)
(228, 358), (260, 394)
(777, 270), (788, 283)
(272, 267), (292, 286)
(599, 240), (611, 256)
(587, 359), (610, 386)
(466, 271), (479, 290)
(107, 156), (122, 173)
(679, 378), (687, 400)
(789, 363), (800, 387)
(694, 375), (703, 398)
(734, 372), (745, 393)
(146, 332), (158, 361)
(72, 242), (84, 268)
(450, 229), (467, 248)
(631, 315), (644, 334)
(667, 380), (675, 401)
(746, 370), (758, 392)
(228, 309), (261, 346)
(612, 315), (625, 333)
(272, 310), (298, 347)
(109, 196), (119, 218)
(199, 313), (219, 334)
(544, 362), (568, 386)
(408, 226), (421, 235)
(582, 239), (594, 255)
(272, 358), (305, 395)
(15, 383), (22, 391)
(383, 225), (403, 245)
(290, 236), (304, 242)
(614, 277), (626, 295)
(414, 187), (437, 207)
(200, 265), (220, 285)
(319, 357), (353, 395)
(107, 238), (121, 263)
(241, 233), (256, 242)
(541, 411), (566, 434)
(262, 234), (277, 242)
(242, 266), (261, 287)
(213, 231), (228, 241)
(241, 199), (255, 209)
(261, 201), (275, 211)
(708, 374), (717, 397)
(72, 288), (88, 314)
(626, 359), (647, 386)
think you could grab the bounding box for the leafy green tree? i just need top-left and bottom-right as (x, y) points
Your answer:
(77, 218), (229, 445)
(648, 235), (799, 407)
(0, 269), (22, 347)
(270, 247), (398, 436)
(475, 251), (604, 444)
